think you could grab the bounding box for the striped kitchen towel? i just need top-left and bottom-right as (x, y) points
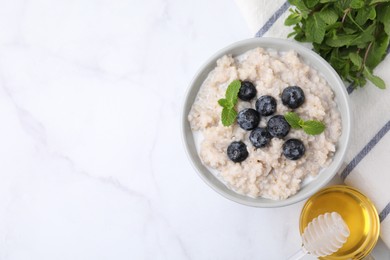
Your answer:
(235, 0), (390, 248)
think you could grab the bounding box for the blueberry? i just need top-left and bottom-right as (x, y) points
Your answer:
(227, 141), (248, 163)
(281, 86), (305, 109)
(238, 81), (257, 101)
(249, 127), (272, 148)
(267, 115), (290, 138)
(255, 95), (277, 116)
(237, 108), (260, 130)
(283, 139), (305, 160)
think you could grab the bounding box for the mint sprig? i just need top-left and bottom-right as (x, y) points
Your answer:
(284, 112), (326, 135)
(218, 80), (241, 126)
(285, 0), (389, 89)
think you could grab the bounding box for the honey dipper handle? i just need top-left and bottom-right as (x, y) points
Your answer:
(286, 247), (308, 260)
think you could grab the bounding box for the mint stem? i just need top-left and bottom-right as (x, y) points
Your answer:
(362, 41), (373, 71)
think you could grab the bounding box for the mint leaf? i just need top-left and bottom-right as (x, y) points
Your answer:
(351, 23), (376, 45)
(370, 0), (390, 5)
(343, 27), (357, 34)
(218, 98), (229, 108)
(306, 13), (326, 44)
(355, 6), (376, 25)
(304, 0), (319, 8)
(363, 66), (386, 89)
(289, 0), (310, 13)
(318, 8), (339, 25)
(302, 120), (326, 135)
(336, 0), (353, 9)
(284, 112), (302, 129)
(225, 80), (241, 105)
(350, 0), (365, 9)
(325, 34), (356, 47)
(329, 48), (345, 71)
(221, 108), (237, 126)
(288, 31), (298, 38)
(365, 33), (389, 68)
(218, 80), (241, 126)
(349, 52), (363, 68)
(377, 5), (390, 35)
(285, 13), (302, 26)
(284, 112), (326, 135)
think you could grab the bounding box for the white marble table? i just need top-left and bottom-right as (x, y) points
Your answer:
(0, 0), (388, 259)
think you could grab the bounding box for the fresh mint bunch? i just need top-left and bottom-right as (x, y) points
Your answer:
(284, 112), (326, 135)
(285, 0), (389, 89)
(218, 80), (241, 126)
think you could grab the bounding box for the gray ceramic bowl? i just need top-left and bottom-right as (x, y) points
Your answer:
(181, 38), (351, 207)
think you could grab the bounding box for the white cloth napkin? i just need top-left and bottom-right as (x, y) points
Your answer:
(235, 0), (390, 248)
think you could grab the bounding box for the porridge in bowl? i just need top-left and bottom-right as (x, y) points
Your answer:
(188, 47), (341, 200)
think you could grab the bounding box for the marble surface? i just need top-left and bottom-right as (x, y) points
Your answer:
(0, 0), (388, 259)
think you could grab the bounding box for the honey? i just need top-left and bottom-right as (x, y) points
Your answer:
(299, 185), (380, 260)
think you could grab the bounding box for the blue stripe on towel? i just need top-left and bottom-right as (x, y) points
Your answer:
(340, 120), (390, 181)
(347, 83), (355, 94)
(255, 1), (290, 37)
(380, 202), (390, 223)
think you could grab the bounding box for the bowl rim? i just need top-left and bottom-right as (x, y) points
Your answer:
(181, 37), (351, 207)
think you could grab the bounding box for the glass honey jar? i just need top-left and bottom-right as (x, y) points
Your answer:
(299, 185), (380, 259)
